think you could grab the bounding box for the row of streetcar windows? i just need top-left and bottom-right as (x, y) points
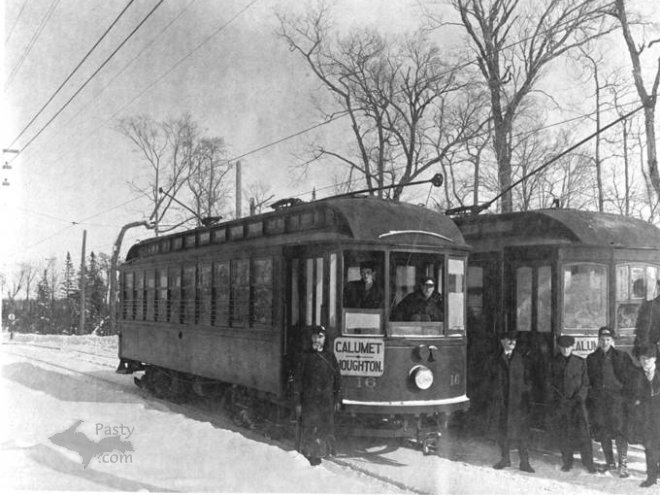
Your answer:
(121, 258), (273, 328)
(467, 261), (660, 336)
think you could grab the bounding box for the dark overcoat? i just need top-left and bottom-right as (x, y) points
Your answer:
(343, 280), (383, 309)
(626, 364), (660, 446)
(294, 349), (342, 458)
(392, 291), (443, 321)
(483, 350), (532, 442)
(549, 353), (591, 448)
(586, 347), (631, 440)
(634, 297), (660, 354)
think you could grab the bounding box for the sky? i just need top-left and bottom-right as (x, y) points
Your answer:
(1, 331), (652, 493)
(0, 0), (429, 280)
(1, 0), (659, 285)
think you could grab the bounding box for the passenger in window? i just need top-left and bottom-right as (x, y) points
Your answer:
(586, 326), (633, 477)
(343, 261), (383, 309)
(293, 326), (342, 467)
(550, 335), (596, 474)
(391, 276), (443, 322)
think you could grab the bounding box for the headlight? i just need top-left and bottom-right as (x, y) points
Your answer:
(410, 365), (434, 390)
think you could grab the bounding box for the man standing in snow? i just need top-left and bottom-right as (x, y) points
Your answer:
(483, 330), (535, 473)
(627, 344), (660, 488)
(586, 326), (632, 477)
(293, 326), (342, 466)
(550, 335), (596, 473)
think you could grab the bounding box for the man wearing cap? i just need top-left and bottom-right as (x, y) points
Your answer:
(343, 261), (383, 309)
(483, 330), (535, 473)
(550, 335), (596, 473)
(586, 326), (633, 477)
(391, 277), (443, 322)
(627, 345), (660, 487)
(293, 326), (342, 466)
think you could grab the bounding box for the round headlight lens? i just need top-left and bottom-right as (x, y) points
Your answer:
(410, 365), (434, 390)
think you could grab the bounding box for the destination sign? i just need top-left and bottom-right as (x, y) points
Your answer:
(572, 336), (598, 358)
(334, 337), (385, 377)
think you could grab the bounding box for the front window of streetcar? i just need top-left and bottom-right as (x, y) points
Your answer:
(563, 263), (608, 331)
(342, 251), (385, 336)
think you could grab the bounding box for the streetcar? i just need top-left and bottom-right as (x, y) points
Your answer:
(117, 195), (470, 449)
(453, 208), (660, 427)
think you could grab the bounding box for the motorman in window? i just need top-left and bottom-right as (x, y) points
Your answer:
(481, 330), (535, 473)
(550, 335), (596, 474)
(391, 276), (443, 322)
(586, 326), (632, 477)
(343, 261), (383, 309)
(293, 326), (342, 466)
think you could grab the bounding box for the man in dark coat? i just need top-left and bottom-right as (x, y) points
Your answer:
(391, 277), (443, 322)
(633, 281), (660, 357)
(586, 326), (632, 477)
(550, 335), (596, 473)
(627, 344), (660, 487)
(293, 326), (342, 466)
(483, 330), (535, 473)
(343, 261), (383, 309)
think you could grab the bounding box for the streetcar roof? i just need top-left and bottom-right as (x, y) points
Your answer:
(124, 196), (467, 261)
(454, 208), (660, 249)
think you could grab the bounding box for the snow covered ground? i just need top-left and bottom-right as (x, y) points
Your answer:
(0, 332), (656, 494)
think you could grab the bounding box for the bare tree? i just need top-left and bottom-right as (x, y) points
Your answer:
(246, 180), (275, 215)
(448, 0), (615, 212)
(612, 0), (660, 204)
(118, 113), (197, 235)
(187, 137), (232, 223)
(277, 5), (482, 200)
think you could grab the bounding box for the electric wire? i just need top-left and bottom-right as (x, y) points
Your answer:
(10, 0), (258, 169)
(7, 0), (137, 148)
(13, 0), (166, 157)
(5, 0), (60, 88)
(4, 0), (30, 45)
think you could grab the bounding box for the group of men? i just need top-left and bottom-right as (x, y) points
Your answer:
(487, 327), (660, 488)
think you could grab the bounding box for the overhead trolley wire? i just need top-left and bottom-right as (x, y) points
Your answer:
(9, 0), (135, 148)
(7, 0), (137, 149)
(29, 0), (259, 169)
(11, 0), (166, 157)
(5, 0), (60, 88)
(5, 0), (30, 45)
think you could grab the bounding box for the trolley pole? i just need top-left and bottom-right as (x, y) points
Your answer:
(79, 230), (87, 335)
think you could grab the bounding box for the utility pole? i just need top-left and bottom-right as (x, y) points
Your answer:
(79, 230), (87, 335)
(235, 160), (242, 219)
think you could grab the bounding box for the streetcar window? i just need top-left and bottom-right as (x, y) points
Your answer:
(212, 228), (227, 243)
(447, 258), (465, 334)
(182, 266), (196, 324)
(563, 264), (607, 331)
(616, 264), (659, 334)
(538, 266), (552, 333)
(516, 267), (532, 332)
(123, 272), (134, 320)
(199, 232), (210, 246)
(184, 234), (196, 248)
(145, 270), (156, 321)
(389, 252), (444, 335)
(157, 270), (167, 322)
(252, 258), (273, 326)
(246, 222), (263, 238)
(213, 262), (230, 326)
(198, 263), (212, 326)
(301, 257), (324, 327)
(231, 259), (250, 327)
(329, 253), (337, 328)
(342, 251), (384, 309)
(135, 271), (144, 321)
(168, 267), (181, 323)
